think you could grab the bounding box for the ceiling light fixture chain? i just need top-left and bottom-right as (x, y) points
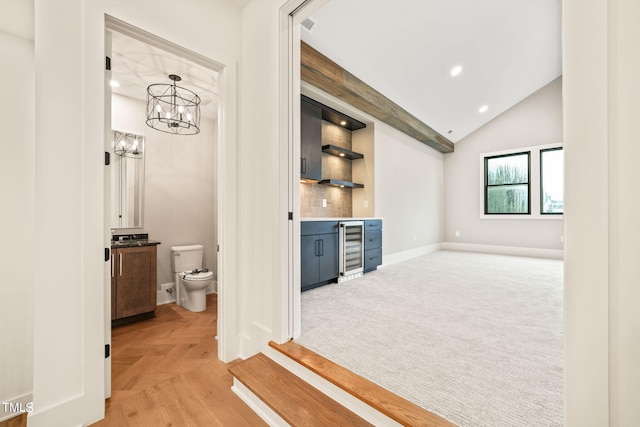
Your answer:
(146, 74), (201, 135)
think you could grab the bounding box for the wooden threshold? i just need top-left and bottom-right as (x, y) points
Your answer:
(0, 413), (27, 427)
(229, 352), (373, 427)
(301, 41), (454, 154)
(269, 340), (455, 427)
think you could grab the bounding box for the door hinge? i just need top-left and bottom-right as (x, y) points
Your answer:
(105, 344), (110, 358)
(105, 151), (110, 166)
(288, 212), (293, 220)
(105, 56), (111, 71)
(105, 248), (110, 262)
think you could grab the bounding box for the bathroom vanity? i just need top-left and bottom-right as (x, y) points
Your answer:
(111, 234), (160, 325)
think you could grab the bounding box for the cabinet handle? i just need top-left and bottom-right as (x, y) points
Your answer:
(319, 239), (324, 256)
(315, 239), (319, 256)
(111, 253), (114, 278)
(301, 157), (307, 174)
(119, 253), (123, 277)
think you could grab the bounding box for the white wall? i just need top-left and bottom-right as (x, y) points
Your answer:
(111, 94), (218, 290)
(236, 0), (290, 356)
(607, 1), (640, 423)
(444, 77), (563, 252)
(608, 1), (640, 422)
(374, 122), (444, 263)
(0, 7), (34, 422)
(565, 0), (640, 425)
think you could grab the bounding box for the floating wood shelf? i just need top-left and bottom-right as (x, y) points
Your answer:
(302, 94), (366, 131)
(322, 144), (364, 160)
(319, 179), (364, 189)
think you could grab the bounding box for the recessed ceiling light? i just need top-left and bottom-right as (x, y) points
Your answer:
(109, 80), (120, 88)
(340, 120), (347, 126)
(479, 105), (489, 113)
(450, 65), (462, 77)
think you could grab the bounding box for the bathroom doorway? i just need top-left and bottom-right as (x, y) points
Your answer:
(104, 16), (231, 398)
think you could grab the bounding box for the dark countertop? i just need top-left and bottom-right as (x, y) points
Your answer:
(111, 239), (161, 248)
(111, 233), (160, 248)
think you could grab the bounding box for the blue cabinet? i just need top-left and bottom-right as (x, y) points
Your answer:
(301, 221), (339, 291)
(364, 220), (382, 272)
(300, 97), (322, 181)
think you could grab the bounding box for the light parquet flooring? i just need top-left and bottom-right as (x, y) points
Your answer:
(91, 294), (266, 427)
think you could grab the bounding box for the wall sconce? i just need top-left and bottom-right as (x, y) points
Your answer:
(113, 130), (144, 159)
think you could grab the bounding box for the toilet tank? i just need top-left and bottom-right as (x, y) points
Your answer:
(171, 245), (204, 273)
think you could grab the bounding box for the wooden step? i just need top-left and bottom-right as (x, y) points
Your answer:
(229, 352), (374, 427)
(269, 340), (454, 427)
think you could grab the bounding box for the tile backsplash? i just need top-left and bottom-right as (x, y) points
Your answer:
(301, 121), (354, 218)
(301, 183), (352, 218)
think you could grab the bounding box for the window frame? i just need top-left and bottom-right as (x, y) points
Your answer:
(479, 143), (563, 220)
(540, 147), (564, 215)
(484, 151), (531, 215)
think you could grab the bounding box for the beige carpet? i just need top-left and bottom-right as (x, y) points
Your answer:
(297, 250), (563, 427)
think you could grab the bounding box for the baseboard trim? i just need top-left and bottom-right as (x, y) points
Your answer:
(442, 242), (564, 259)
(382, 243), (443, 267)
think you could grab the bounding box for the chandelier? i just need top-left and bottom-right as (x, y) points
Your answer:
(146, 74), (201, 135)
(113, 130), (144, 159)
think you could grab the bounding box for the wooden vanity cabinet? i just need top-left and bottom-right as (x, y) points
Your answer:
(111, 245), (157, 322)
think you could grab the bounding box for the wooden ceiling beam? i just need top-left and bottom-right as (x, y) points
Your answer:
(301, 41), (454, 154)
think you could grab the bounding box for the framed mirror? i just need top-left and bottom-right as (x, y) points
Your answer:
(111, 130), (145, 229)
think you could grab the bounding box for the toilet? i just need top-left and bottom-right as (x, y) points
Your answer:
(170, 245), (213, 312)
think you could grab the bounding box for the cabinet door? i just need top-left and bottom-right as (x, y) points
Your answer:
(115, 246), (157, 318)
(301, 235), (320, 288)
(364, 248), (382, 272)
(111, 251), (117, 320)
(365, 229), (382, 251)
(318, 232), (339, 282)
(301, 98), (322, 181)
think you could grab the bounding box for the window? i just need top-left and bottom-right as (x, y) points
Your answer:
(484, 152), (530, 214)
(540, 147), (564, 214)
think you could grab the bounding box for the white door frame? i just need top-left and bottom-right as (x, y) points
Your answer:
(279, 0), (330, 340)
(103, 28), (113, 399)
(104, 16), (238, 372)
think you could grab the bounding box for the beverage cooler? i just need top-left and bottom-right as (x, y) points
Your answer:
(338, 221), (364, 281)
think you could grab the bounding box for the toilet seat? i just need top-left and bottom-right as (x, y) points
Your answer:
(182, 270), (213, 281)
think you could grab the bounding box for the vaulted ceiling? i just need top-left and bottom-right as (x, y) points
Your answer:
(302, 0), (562, 143)
(110, 0), (562, 145)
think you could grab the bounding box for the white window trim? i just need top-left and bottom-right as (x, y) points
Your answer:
(479, 143), (563, 219)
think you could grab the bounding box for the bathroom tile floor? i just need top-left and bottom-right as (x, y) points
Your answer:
(90, 294), (266, 426)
